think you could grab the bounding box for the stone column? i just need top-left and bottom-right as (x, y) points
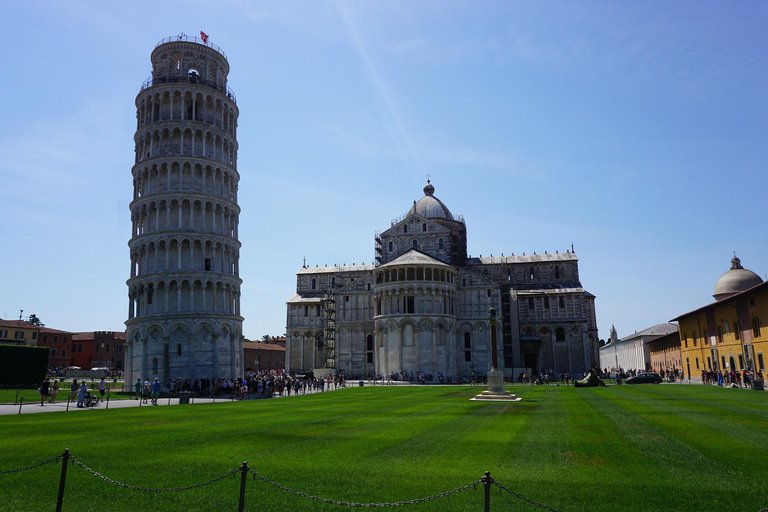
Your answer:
(124, 341), (133, 391)
(140, 337), (148, 381)
(162, 336), (170, 387)
(188, 334), (196, 381)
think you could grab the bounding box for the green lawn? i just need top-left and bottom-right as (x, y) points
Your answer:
(1, 385), (766, 512)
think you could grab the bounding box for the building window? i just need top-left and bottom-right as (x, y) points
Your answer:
(177, 344), (182, 356)
(422, 223), (426, 232)
(559, 296), (565, 308)
(15, 331), (23, 339)
(413, 240), (418, 249)
(555, 327), (565, 342)
(204, 258), (211, 271)
(389, 242), (393, 252)
(106, 345), (110, 352)
(738, 354), (745, 370)
(406, 296), (415, 314)
(366, 335), (374, 364)
(61, 349), (67, 357)
(754, 317), (762, 338)
(758, 353), (765, 371)
(555, 265), (560, 278)
(117, 345), (121, 353)
(311, 278), (316, 290)
(345, 295), (350, 302)
(735, 322), (740, 340)
(304, 305), (308, 317)
(438, 238), (444, 249)
(53, 335), (58, 343)
(51, 348), (57, 357)
(316, 305), (321, 316)
(695, 357), (699, 370)
(528, 298), (534, 309)
(403, 225), (408, 233)
(32, 332), (38, 339)
(147, 288), (153, 304)
(464, 332), (471, 362)
(717, 327), (723, 344)
(487, 289), (491, 297)
(529, 267), (535, 280)
(544, 297), (550, 309)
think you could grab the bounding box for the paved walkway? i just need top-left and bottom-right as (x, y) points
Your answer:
(0, 385), (343, 416)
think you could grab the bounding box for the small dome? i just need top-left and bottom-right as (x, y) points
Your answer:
(713, 255), (763, 301)
(408, 180), (453, 220)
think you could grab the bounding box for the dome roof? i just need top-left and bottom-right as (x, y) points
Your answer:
(407, 180), (453, 220)
(713, 255), (763, 301)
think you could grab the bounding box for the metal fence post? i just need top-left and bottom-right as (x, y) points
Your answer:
(56, 449), (70, 512)
(106, 392), (110, 410)
(482, 471), (493, 512)
(66, 395), (70, 411)
(237, 461), (249, 512)
(18, 397), (24, 415)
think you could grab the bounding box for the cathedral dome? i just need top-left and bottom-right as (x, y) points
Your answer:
(407, 180), (454, 220)
(713, 255), (763, 301)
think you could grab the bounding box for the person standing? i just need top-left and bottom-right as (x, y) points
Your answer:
(98, 378), (107, 403)
(39, 377), (50, 406)
(77, 381), (88, 408)
(70, 379), (79, 401)
(151, 378), (160, 405)
(134, 378), (141, 400)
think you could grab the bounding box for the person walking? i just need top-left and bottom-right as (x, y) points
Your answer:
(39, 377), (50, 406)
(134, 378), (142, 400)
(70, 379), (79, 401)
(50, 379), (59, 404)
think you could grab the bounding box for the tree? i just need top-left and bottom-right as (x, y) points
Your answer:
(261, 334), (271, 342)
(27, 314), (44, 327)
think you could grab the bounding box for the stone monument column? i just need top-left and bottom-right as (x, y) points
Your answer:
(472, 308), (518, 402)
(124, 341), (133, 391)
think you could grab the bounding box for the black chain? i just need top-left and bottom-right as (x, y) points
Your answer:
(0, 455), (62, 474)
(70, 456), (238, 493)
(493, 481), (563, 512)
(249, 469), (480, 507)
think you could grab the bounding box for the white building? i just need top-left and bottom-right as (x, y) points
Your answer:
(286, 181), (599, 379)
(124, 36), (244, 387)
(599, 323), (678, 372)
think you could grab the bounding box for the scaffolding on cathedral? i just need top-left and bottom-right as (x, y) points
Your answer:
(320, 287), (336, 369)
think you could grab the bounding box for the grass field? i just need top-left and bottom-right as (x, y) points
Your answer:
(1, 384), (767, 512)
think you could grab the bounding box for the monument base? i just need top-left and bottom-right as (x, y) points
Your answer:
(470, 371), (521, 402)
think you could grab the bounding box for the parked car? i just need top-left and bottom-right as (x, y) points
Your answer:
(626, 372), (662, 384)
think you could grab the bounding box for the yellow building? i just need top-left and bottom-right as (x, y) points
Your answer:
(0, 319), (41, 346)
(672, 256), (766, 379)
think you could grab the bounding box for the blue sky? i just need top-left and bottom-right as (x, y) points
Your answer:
(1, 1), (766, 341)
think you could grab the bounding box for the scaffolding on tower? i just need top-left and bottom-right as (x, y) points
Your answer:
(320, 287), (336, 370)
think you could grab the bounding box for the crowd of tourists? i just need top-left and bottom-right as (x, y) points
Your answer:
(699, 369), (763, 388)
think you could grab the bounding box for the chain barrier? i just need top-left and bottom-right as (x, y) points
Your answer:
(248, 468), (481, 508)
(0, 455), (62, 474)
(69, 456), (238, 493)
(493, 481), (563, 512)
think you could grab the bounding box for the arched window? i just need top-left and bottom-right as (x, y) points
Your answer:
(422, 223), (427, 232)
(464, 332), (472, 362)
(438, 238), (444, 249)
(311, 278), (316, 290)
(529, 267), (535, 280)
(412, 240), (418, 249)
(388, 241), (393, 252)
(555, 327), (566, 341)
(403, 224), (408, 233)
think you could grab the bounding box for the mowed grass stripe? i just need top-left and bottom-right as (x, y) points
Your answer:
(605, 386), (768, 471)
(588, 386), (768, 511)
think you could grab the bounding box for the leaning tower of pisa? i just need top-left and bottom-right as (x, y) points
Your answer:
(125, 35), (243, 388)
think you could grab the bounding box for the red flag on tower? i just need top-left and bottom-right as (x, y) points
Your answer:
(200, 31), (209, 44)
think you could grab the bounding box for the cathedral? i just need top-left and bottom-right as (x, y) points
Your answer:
(286, 180), (598, 379)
